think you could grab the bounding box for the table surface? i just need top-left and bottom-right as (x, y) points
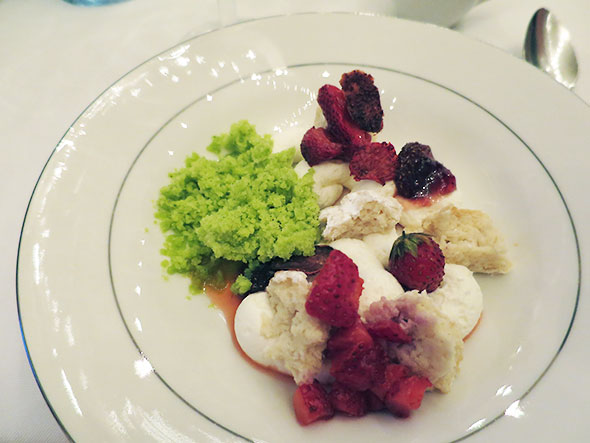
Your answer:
(2, 0), (588, 441)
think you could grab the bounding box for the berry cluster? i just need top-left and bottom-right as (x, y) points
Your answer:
(300, 70), (457, 201)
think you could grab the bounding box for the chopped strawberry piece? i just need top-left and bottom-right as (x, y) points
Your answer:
(371, 363), (410, 401)
(327, 319), (373, 356)
(340, 70), (384, 133)
(300, 127), (345, 166)
(365, 319), (412, 344)
(329, 382), (368, 417)
(317, 84), (371, 151)
(330, 343), (382, 391)
(327, 321), (384, 391)
(293, 381), (334, 425)
(305, 250), (363, 327)
(385, 375), (432, 418)
(349, 142), (397, 185)
(365, 390), (386, 411)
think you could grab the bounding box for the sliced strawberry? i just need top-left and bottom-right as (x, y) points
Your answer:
(365, 390), (386, 411)
(388, 232), (445, 293)
(329, 382), (368, 417)
(385, 375), (432, 418)
(330, 342), (383, 391)
(349, 142), (397, 185)
(293, 381), (334, 425)
(317, 84), (371, 151)
(365, 319), (412, 344)
(326, 319), (373, 356)
(340, 70), (384, 133)
(371, 363), (410, 401)
(305, 250), (363, 327)
(300, 127), (345, 166)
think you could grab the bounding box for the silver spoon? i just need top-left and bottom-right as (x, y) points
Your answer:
(523, 8), (578, 89)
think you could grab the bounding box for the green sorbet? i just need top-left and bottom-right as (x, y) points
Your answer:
(155, 120), (320, 293)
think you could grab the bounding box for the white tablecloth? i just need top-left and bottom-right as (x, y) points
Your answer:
(1, 0), (587, 441)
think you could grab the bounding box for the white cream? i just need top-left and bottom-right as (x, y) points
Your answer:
(234, 291), (288, 374)
(362, 226), (399, 267)
(430, 263), (483, 338)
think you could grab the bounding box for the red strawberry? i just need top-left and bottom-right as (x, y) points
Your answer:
(340, 70), (384, 133)
(365, 319), (412, 344)
(317, 84), (371, 150)
(305, 250), (363, 327)
(365, 390), (386, 411)
(394, 142), (456, 200)
(329, 341), (383, 391)
(384, 375), (432, 418)
(349, 142), (397, 185)
(327, 320), (383, 391)
(329, 382), (368, 417)
(371, 363), (410, 401)
(326, 319), (373, 356)
(293, 381), (334, 425)
(388, 232), (445, 292)
(300, 127), (345, 166)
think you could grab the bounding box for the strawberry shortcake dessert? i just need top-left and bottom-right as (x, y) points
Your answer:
(234, 70), (511, 425)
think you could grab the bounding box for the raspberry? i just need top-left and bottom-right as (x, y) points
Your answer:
(349, 142), (397, 185)
(340, 70), (384, 133)
(394, 142), (456, 199)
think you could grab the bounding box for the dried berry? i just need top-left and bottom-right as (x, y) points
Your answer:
(317, 84), (371, 150)
(394, 142), (456, 199)
(300, 127), (345, 166)
(340, 70), (384, 133)
(349, 142), (397, 184)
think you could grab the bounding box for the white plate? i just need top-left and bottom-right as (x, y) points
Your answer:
(17, 13), (589, 442)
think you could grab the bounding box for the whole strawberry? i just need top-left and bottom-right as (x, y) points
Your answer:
(388, 232), (445, 292)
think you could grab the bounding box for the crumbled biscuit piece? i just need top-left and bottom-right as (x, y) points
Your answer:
(422, 206), (511, 274)
(320, 184), (402, 241)
(262, 271), (329, 385)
